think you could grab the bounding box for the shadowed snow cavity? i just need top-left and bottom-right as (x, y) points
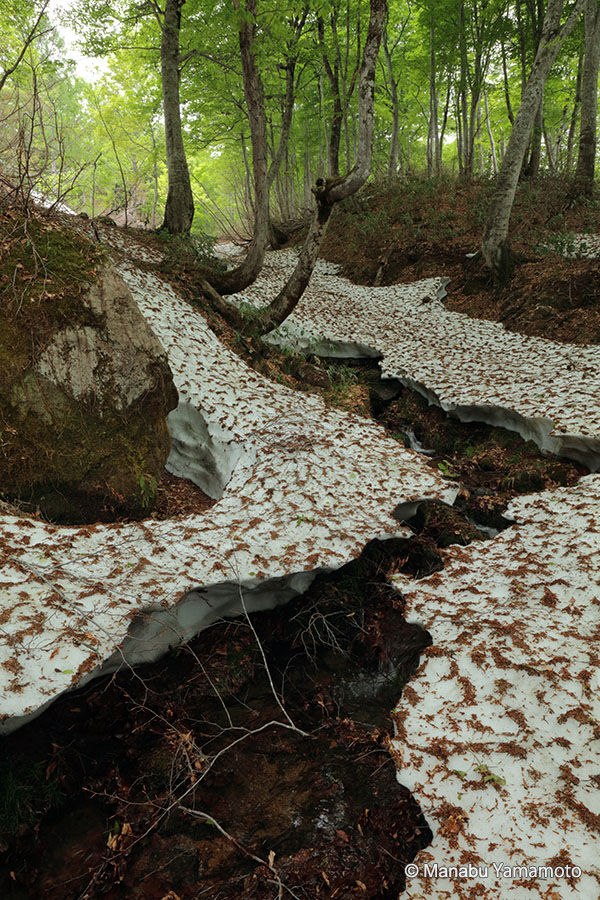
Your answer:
(166, 401), (244, 499)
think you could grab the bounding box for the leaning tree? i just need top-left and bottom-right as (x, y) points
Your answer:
(203, 0), (387, 336)
(481, 0), (586, 281)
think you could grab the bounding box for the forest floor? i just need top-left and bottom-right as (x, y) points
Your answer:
(317, 174), (600, 346)
(0, 176), (598, 899)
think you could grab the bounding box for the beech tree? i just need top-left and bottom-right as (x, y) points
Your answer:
(204, 0), (387, 335)
(574, 0), (600, 192)
(481, 0), (586, 281)
(160, 0), (194, 233)
(9, 0), (600, 247)
(72, 0), (195, 234)
(208, 0), (308, 294)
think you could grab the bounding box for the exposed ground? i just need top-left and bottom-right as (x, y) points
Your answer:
(318, 176), (600, 346)
(0, 176), (598, 898)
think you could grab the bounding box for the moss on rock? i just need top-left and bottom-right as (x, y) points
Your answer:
(0, 212), (178, 522)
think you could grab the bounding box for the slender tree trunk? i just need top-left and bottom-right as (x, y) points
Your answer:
(544, 123), (557, 171)
(434, 81), (450, 174)
(150, 126), (159, 228)
(161, 0), (195, 234)
(459, 2), (471, 175)
(477, 101), (485, 173)
(428, 22), (440, 177)
(522, 95), (544, 177)
(574, 0), (600, 192)
(328, 92), (343, 175)
(254, 0), (387, 334)
(303, 148), (312, 205)
(213, 1), (305, 290)
(482, 0), (586, 280)
(240, 133), (254, 219)
(383, 30), (399, 180)
(484, 86), (498, 174)
(213, 0), (270, 290)
(319, 15), (343, 176)
(501, 32), (515, 125)
(516, 0), (528, 96)
(456, 96), (464, 176)
(566, 47), (584, 172)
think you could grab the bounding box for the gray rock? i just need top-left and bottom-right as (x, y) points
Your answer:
(1, 263), (178, 522)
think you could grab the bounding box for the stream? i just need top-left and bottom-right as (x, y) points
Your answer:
(0, 366), (586, 900)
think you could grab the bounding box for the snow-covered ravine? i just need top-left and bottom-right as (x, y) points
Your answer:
(391, 474), (600, 898)
(230, 250), (600, 470)
(0, 252), (456, 734)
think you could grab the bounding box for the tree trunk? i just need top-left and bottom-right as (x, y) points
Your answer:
(303, 147), (312, 205)
(477, 101), (484, 173)
(566, 47), (583, 172)
(382, 29), (399, 180)
(456, 96), (464, 176)
(254, 0), (387, 335)
(574, 0), (600, 192)
(211, 3), (305, 290)
(516, 0), (528, 96)
(481, 0), (586, 280)
(544, 122), (557, 171)
(484, 86), (498, 174)
(319, 15), (343, 177)
(161, 0), (195, 234)
(459, 1), (471, 175)
(428, 22), (440, 177)
(240, 133), (254, 226)
(501, 31), (515, 125)
(522, 95), (544, 177)
(318, 75), (328, 175)
(211, 0), (270, 291)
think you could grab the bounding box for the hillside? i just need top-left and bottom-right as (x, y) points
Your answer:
(0, 183), (599, 899)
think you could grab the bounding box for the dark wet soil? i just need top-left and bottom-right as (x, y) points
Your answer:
(1, 359), (587, 900)
(0, 542), (433, 900)
(321, 356), (584, 534)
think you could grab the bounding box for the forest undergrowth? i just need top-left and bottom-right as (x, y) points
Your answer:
(317, 175), (600, 345)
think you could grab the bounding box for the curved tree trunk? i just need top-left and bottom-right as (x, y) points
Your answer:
(574, 0), (600, 193)
(481, 0), (585, 281)
(212, 2), (305, 294)
(161, 0), (195, 235)
(201, 0), (386, 335)
(211, 0), (269, 293)
(254, 0), (387, 335)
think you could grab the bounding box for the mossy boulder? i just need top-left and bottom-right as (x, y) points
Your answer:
(0, 215), (178, 522)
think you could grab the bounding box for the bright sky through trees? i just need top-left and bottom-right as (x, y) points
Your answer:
(48, 0), (106, 80)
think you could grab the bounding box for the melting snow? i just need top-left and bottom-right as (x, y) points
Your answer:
(227, 246), (600, 896)
(230, 250), (600, 469)
(392, 475), (600, 899)
(0, 234), (456, 733)
(3, 224), (599, 896)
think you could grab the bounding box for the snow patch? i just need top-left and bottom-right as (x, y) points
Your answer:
(0, 235), (456, 733)
(392, 474), (600, 899)
(229, 250), (600, 470)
